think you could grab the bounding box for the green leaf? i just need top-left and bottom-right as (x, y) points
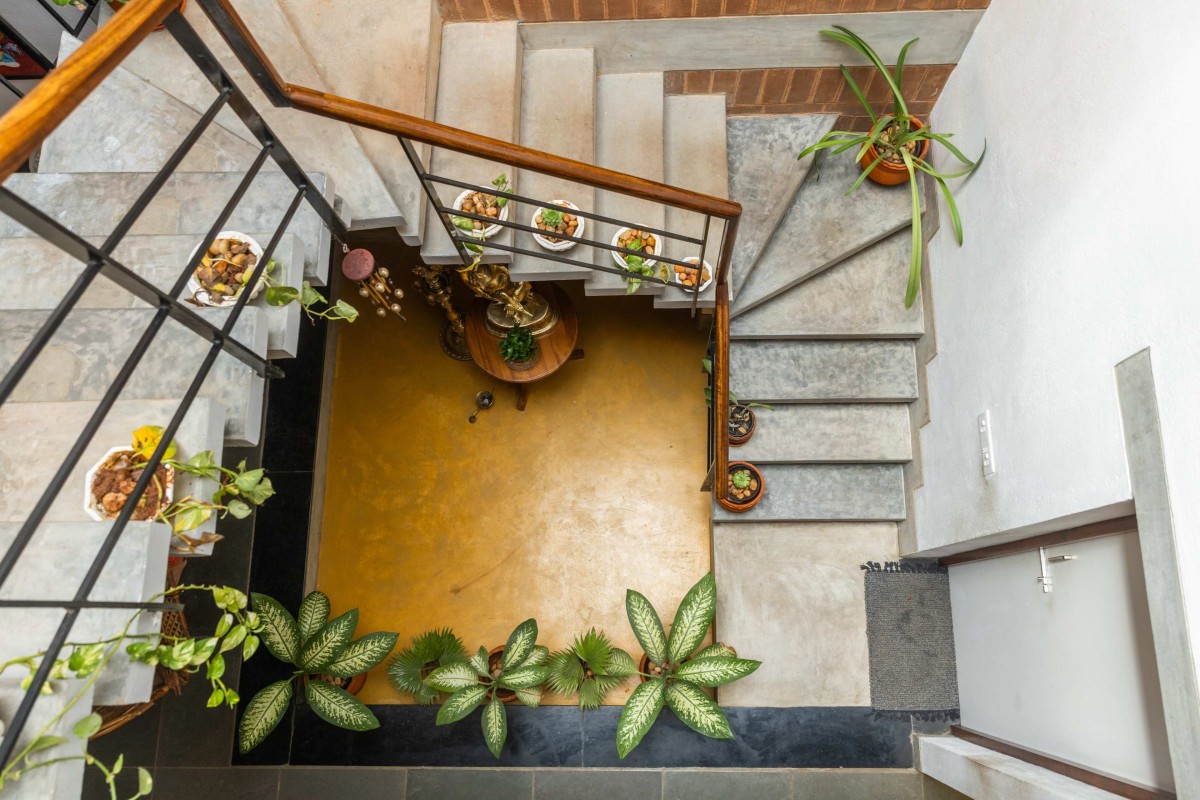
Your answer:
(606, 648), (637, 678)
(73, 712), (102, 739)
(251, 593), (301, 666)
(224, 687), (240, 706)
(497, 665), (548, 690)
(468, 645), (490, 678)
(481, 695), (507, 758)
(189, 637), (218, 666)
(331, 300), (359, 322)
(238, 679), (293, 753)
(305, 680), (380, 732)
(298, 608), (359, 672)
(691, 642), (737, 660)
(436, 684), (489, 725)
(674, 656), (761, 687)
(26, 735), (67, 754)
(616, 678), (665, 759)
(243, 634), (260, 661)
(837, 64), (875, 122)
(301, 282), (325, 307)
(241, 476), (275, 505)
(667, 573), (717, 663)
(666, 681), (733, 740)
(265, 286), (299, 307)
(297, 591), (332, 645)
(206, 653), (226, 681)
(426, 661), (481, 692)
(113, 753), (124, 775)
(324, 632), (399, 678)
(215, 612), (233, 638)
(220, 624), (247, 653)
(894, 37), (919, 117)
(207, 687), (225, 708)
(501, 618), (538, 670)
(171, 503), (211, 533)
(625, 590), (667, 665)
(520, 645), (549, 668)
(233, 468), (265, 493)
(137, 767), (153, 797)
(514, 687), (542, 708)
(902, 149), (922, 309)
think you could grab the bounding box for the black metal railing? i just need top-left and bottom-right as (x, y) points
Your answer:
(0, 5), (350, 767)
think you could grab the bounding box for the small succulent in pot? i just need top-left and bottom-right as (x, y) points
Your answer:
(423, 619), (550, 758)
(498, 325), (537, 369)
(546, 628), (637, 710)
(387, 628), (468, 704)
(701, 359), (773, 445)
(719, 461), (765, 512)
(532, 201), (584, 250)
(452, 173), (511, 239)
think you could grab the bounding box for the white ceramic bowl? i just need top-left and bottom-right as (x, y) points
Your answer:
(84, 446), (175, 522)
(453, 189), (509, 239)
(673, 257), (714, 293)
(611, 226), (661, 271)
(186, 231), (266, 308)
(531, 201), (584, 251)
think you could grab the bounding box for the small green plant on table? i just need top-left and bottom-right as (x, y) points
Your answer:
(498, 325), (537, 365)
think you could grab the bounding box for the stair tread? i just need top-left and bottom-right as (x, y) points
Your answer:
(278, 0), (440, 242)
(656, 93), (728, 310)
(421, 22), (522, 265)
(587, 72), (666, 296)
(730, 339), (917, 402)
(0, 678), (94, 799)
(732, 151), (924, 317)
(113, 0), (404, 228)
(1, 234), (304, 359)
(727, 114), (837, 299)
(735, 404), (912, 463)
(0, 522), (169, 705)
(0, 308), (267, 446)
(730, 230), (924, 339)
(714, 464), (906, 521)
(509, 48), (597, 283)
(1, 171), (333, 286)
(0, 398), (226, 554)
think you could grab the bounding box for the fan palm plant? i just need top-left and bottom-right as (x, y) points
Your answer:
(423, 619), (550, 758)
(797, 26), (984, 308)
(387, 628), (467, 704)
(616, 573), (761, 758)
(546, 628), (637, 710)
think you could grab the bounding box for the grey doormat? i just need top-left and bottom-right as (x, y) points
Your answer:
(862, 560), (959, 719)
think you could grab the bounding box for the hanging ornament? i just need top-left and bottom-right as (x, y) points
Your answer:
(342, 248), (405, 320)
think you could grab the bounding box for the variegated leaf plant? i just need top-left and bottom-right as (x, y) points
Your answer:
(423, 618), (550, 758)
(237, 591), (399, 753)
(617, 572), (761, 758)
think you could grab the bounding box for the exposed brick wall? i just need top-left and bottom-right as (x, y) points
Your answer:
(442, 0), (988, 22)
(664, 64), (954, 127)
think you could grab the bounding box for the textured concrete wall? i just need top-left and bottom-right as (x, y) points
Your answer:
(442, 0), (988, 23)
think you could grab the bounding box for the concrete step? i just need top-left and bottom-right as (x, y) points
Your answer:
(726, 114), (837, 300)
(0, 522), (170, 705)
(0, 398), (226, 555)
(508, 48), (597, 283)
(654, 94), (728, 311)
(586, 72), (666, 297)
(278, 0), (441, 244)
(732, 151), (924, 317)
(735, 404), (912, 464)
(1, 171), (334, 286)
(0, 308), (267, 446)
(0, 678), (94, 799)
(730, 340), (917, 403)
(0, 234), (305, 359)
(112, 0), (406, 230)
(40, 35), (265, 175)
(421, 22), (522, 265)
(713, 464), (906, 522)
(730, 231), (924, 340)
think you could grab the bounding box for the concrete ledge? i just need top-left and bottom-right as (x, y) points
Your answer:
(918, 736), (1127, 800)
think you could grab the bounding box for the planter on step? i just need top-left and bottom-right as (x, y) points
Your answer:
(671, 257), (712, 293)
(84, 446), (174, 522)
(453, 186), (508, 240)
(718, 461), (764, 513)
(728, 404), (757, 447)
(307, 671), (368, 697)
(860, 115), (931, 187)
(186, 231), (267, 308)
(488, 646), (517, 703)
(531, 200), (584, 251)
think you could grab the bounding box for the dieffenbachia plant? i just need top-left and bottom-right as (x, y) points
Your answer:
(546, 628), (636, 711)
(423, 619), (549, 758)
(386, 628), (467, 704)
(237, 591), (399, 753)
(617, 572), (761, 758)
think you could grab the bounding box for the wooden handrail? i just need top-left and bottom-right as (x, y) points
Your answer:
(0, 0), (180, 181)
(713, 290), (730, 500)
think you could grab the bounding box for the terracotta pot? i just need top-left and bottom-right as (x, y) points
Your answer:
(638, 652), (669, 684)
(488, 646), (517, 703)
(307, 671), (367, 696)
(860, 115), (931, 187)
(504, 350), (538, 371)
(108, 0), (187, 31)
(728, 404), (757, 447)
(717, 461), (765, 513)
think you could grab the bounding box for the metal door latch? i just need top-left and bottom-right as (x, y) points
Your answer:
(1037, 548), (1077, 592)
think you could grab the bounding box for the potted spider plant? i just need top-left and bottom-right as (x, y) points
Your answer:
(546, 628), (637, 710)
(618, 573), (760, 757)
(423, 619), (550, 758)
(387, 628), (467, 704)
(498, 325), (537, 370)
(701, 359), (772, 446)
(797, 26), (984, 308)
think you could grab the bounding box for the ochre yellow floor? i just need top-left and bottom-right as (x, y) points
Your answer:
(315, 273), (712, 705)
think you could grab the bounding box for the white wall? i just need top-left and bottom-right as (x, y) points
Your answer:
(950, 533), (1173, 791)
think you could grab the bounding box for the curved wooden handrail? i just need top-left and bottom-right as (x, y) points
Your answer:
(0, 0), (181, 181)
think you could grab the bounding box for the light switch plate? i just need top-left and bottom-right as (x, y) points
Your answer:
(978, 411), (996, 477)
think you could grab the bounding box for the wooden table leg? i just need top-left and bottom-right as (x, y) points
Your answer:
(516, 384), (528, 411)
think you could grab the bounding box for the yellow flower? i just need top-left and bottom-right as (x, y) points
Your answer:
(132, 425), (177, 461)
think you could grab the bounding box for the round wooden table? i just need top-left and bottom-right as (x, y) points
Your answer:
(463, 284), (581, 411)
